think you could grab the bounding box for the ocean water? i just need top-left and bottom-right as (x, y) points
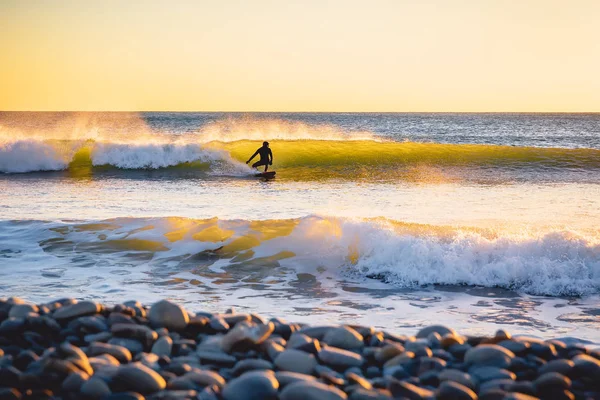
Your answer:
(1, 112), (599, 341)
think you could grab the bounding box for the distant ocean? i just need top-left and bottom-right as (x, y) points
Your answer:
(1, 112), (599, 341)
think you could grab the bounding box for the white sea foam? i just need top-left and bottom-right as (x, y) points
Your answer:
(1, 216), (598, 297)
(0, 140), (69, 173)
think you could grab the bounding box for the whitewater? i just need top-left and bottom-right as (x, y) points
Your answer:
(1, 112), (599, 341)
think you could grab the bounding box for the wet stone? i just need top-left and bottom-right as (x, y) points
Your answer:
(87, 342), (132, 364)
(220, 321), (274, 353)
(438, 369), (476, 391)
(464, 344), (515, 369)
(8, 304), (38, 319)
(319, 346), (364, 369)
(534, 371), (572, 391)
(388, 379), (435, 400)
(275, 371), (317, 387)
(280, 380), (348, 400)
(469, 366), (516, 383)
(322, 326), (364, 350)
(231, 358), (273, 376)
(275, 349), (317, 375)
(498, 340), (530, 355)
(182, 370), (226, 388)
(151, 335), (173, 357)
(53, 301), (101, 321)
(81, 376), (112, 398)
(436, 380), (477, 400)
(538, 359), (574, 376)
(209, 317), (230, 332)
(113, 363), (167, 394)
(196, 350), (237, 367)
(108, 338), (145, 354)
(221, 370), (279, 400)
(149, 300), (189, 331)
(416, 325), (456, 339)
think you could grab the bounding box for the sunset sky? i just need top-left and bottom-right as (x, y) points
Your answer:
(1, 0), (599, 112)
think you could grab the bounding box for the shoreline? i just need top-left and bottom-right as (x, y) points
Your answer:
(1, 297), (598, 399)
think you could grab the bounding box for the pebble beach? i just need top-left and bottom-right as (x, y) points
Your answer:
(0, 297), (598, 400)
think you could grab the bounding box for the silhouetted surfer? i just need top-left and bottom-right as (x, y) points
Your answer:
(246, 141), (273, 172)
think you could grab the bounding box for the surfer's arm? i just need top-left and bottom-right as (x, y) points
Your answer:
(246, 150), (259, 164)
(269, 149), (273, 165)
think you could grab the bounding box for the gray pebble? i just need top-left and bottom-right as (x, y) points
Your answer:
(149, 300), (189, 331)
(274, 349), (317, 375)
(221, 370), (279, 400)
(53, 301), (101, 321)
(319, 345), (364, 369)
(280, 380), (348, 400)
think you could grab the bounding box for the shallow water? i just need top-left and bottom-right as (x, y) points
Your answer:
(1, 112), (599, 341)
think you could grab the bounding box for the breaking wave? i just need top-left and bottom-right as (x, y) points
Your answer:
(2, 216), (598, 296)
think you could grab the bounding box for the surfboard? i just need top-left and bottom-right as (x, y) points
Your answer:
(254, 171), (276, 179)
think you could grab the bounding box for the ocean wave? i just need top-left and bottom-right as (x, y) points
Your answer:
(2, 138), (600, 176)
(2, 216), (598, 296)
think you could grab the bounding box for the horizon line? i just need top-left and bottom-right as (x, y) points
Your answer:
(2, 110), (600, 114)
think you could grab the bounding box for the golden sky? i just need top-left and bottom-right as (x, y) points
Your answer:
(1, 0), (599, 112)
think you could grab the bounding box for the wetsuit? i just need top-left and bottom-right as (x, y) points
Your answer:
(247, 146), (273, 171)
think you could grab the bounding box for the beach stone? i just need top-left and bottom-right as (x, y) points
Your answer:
(168, 376), (197, 390)
(287, 333), (312, 348)
(220, 321), (274, 353)
(498, 340), (530, 355)
(280, 380), (348, 400)
(151, 335), (173, 357)
(275, 371), (317, 387)
(113, 363), (167, 394)
(465, 344), (515, 368)
(534, 371), (571, 392)
(53, 301), (101, 321)
(438, 369), (476, 391)
(221, 370), (279, 400)
(346, 371), (372, 390)
(209, 317), (230, 332)
(61, 370), (90, 392)
(8, 304), (38, 319)
(348, 388), (392, 400)
(539, 359), (574, 376)
(231, 358), (273, 376)
(196, 350), (237, 366)
(374, 343), (405, 364)
(0, 389), (21, 400)
(182, 370), (226, 388)
(81, 376), (111, 398)
(418, 356), (446, 374)
(416, 325), (456, 339)
(220, 313), (252, 326)
(13, 350), (39, 371)
(322, 326), (364, 350)
(263, 340), (285, 361)
(297, 326), (336, 340)
(108, 338), (144, 354)
(383, 351), (415, 368)
(479, 378), (518, 393)
(87, 342), (133, 364)
(502, 394), (539, 400)
(469, 366), (516, 383)
(149, 300), (189, 331)
(436, 380), (477, 400)
(274, 349), (317, 374)
(319, 345), (364, 369)
(388, 379), (434, 400)
(85, 331), (112, 343)
(572, 354), (600, 380)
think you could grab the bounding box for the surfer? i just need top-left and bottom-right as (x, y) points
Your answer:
(246, 141), (273, 172)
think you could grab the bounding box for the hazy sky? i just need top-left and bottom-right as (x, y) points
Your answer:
(1, 0), (599, 111)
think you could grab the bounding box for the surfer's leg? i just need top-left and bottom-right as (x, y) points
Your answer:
(252, 161), (262, 170)
(264, 164), (268, 172)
